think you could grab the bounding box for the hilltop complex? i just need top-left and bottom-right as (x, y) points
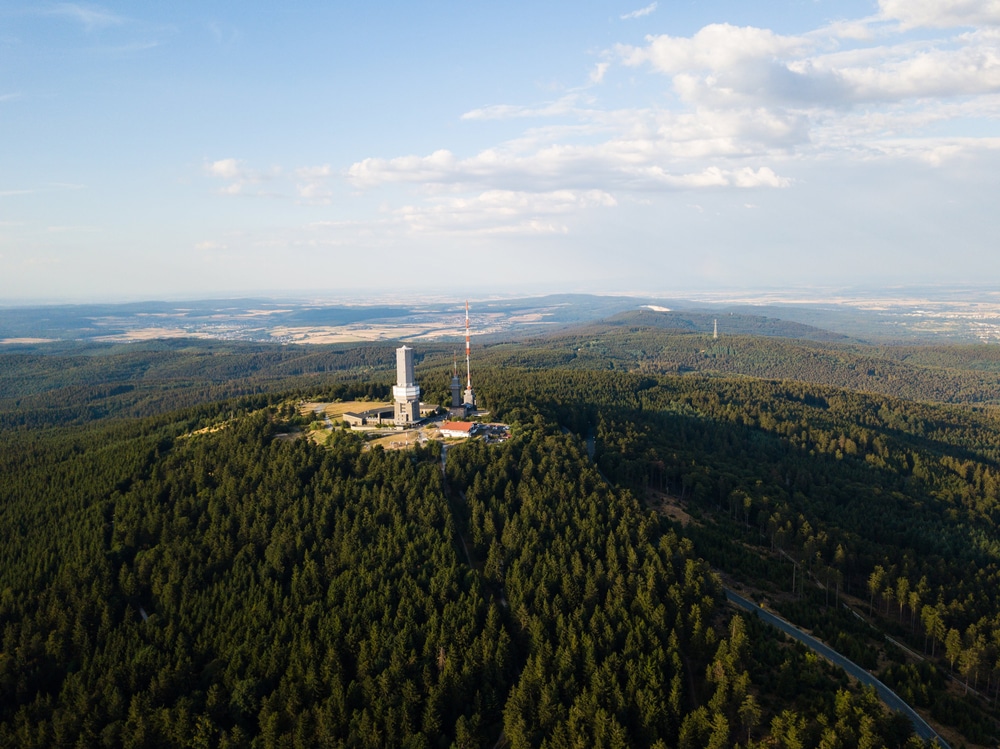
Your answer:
(343, 301), (480, 428)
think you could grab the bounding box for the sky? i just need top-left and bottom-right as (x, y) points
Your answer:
(2, 1), (1000, 302)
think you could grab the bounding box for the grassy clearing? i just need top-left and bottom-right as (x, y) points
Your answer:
(368, 430), (425, 450)
(299, 400), (392, 419)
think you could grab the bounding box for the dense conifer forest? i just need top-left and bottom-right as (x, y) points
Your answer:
(4, 322), (1000, 747)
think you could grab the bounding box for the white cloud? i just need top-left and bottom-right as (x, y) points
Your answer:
(627, 165), (790, 189)
(297, 183), (332, 204)
(731, 167), (789, 188)
(621, 22), (1000, 109)
(47, 3), (126, 32)
(205, 158), (280, 196)
(606, 16), (1000, 176)
(880, 0), (1000, 29)
(207, 158), (243, 180)
(848, 135), (1000, 164)
(294, 164), (333, 204)
(347, 118), (794, 194)
(195, 240), (227, 250)
(331, 6), (1000, 243)
(203, 160), (332, 202)
(295, 165), (331, 180)
(590, 62), (610, 84)
(618, 24), (810, 75)
(814, 19), (877, 42)
(397, 189), (617, 235)
(796, 31), (1000, 103)
(348, 150), (457, 188)
(461, 95), (584, 121)
(621, 3), (658, 21)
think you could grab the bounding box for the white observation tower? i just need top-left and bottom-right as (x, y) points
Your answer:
(463, 300), (476, 409)
(393, 345), (420, 424)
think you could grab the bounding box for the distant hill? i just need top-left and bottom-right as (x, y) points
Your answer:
(602, 308), (851, 342)
(474, 321), (1000, 406)
(4, 292), (998, 344)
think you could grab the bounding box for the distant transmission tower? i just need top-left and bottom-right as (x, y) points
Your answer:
(450, 351), (461, 408)
(713, 319), (718, 340)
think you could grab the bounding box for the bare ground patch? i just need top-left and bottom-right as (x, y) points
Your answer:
(368, 430), (426, 450)
(179, 423), (230, 439)
(645, 488), (696, 526)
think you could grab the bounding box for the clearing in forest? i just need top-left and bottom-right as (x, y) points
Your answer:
(299, 400), (392, 419)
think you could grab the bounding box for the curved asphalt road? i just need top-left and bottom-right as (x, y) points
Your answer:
(725, 589), (949, 748)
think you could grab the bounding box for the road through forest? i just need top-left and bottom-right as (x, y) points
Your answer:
(725, 589), (949, 748)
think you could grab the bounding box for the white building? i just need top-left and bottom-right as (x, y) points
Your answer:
(439, 421), (476, 439)
(463, 301), (477, 408)
(393, 346), (421, 424)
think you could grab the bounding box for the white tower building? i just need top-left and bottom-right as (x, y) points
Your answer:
(393, 346), (420, 424)
(463, 301), (476, 408)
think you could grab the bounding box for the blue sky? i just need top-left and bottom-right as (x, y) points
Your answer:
(2, 1), (999, 301)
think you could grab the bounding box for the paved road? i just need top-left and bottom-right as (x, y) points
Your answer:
(725, 589), (949, 748)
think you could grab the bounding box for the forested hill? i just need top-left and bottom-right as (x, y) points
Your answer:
(0, 361), (937, 747)
(0, 341), (402, 427)
(7, 316), (1000, 432)
(480, 366), (1000, 746)
(7, 330), (1000, 745)
(479, 324), (1000, 406)
(603, 309), (851, 342)
(0, 399), (772, 748)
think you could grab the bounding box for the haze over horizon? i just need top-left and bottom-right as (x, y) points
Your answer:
(3, 1), (1000, 302)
